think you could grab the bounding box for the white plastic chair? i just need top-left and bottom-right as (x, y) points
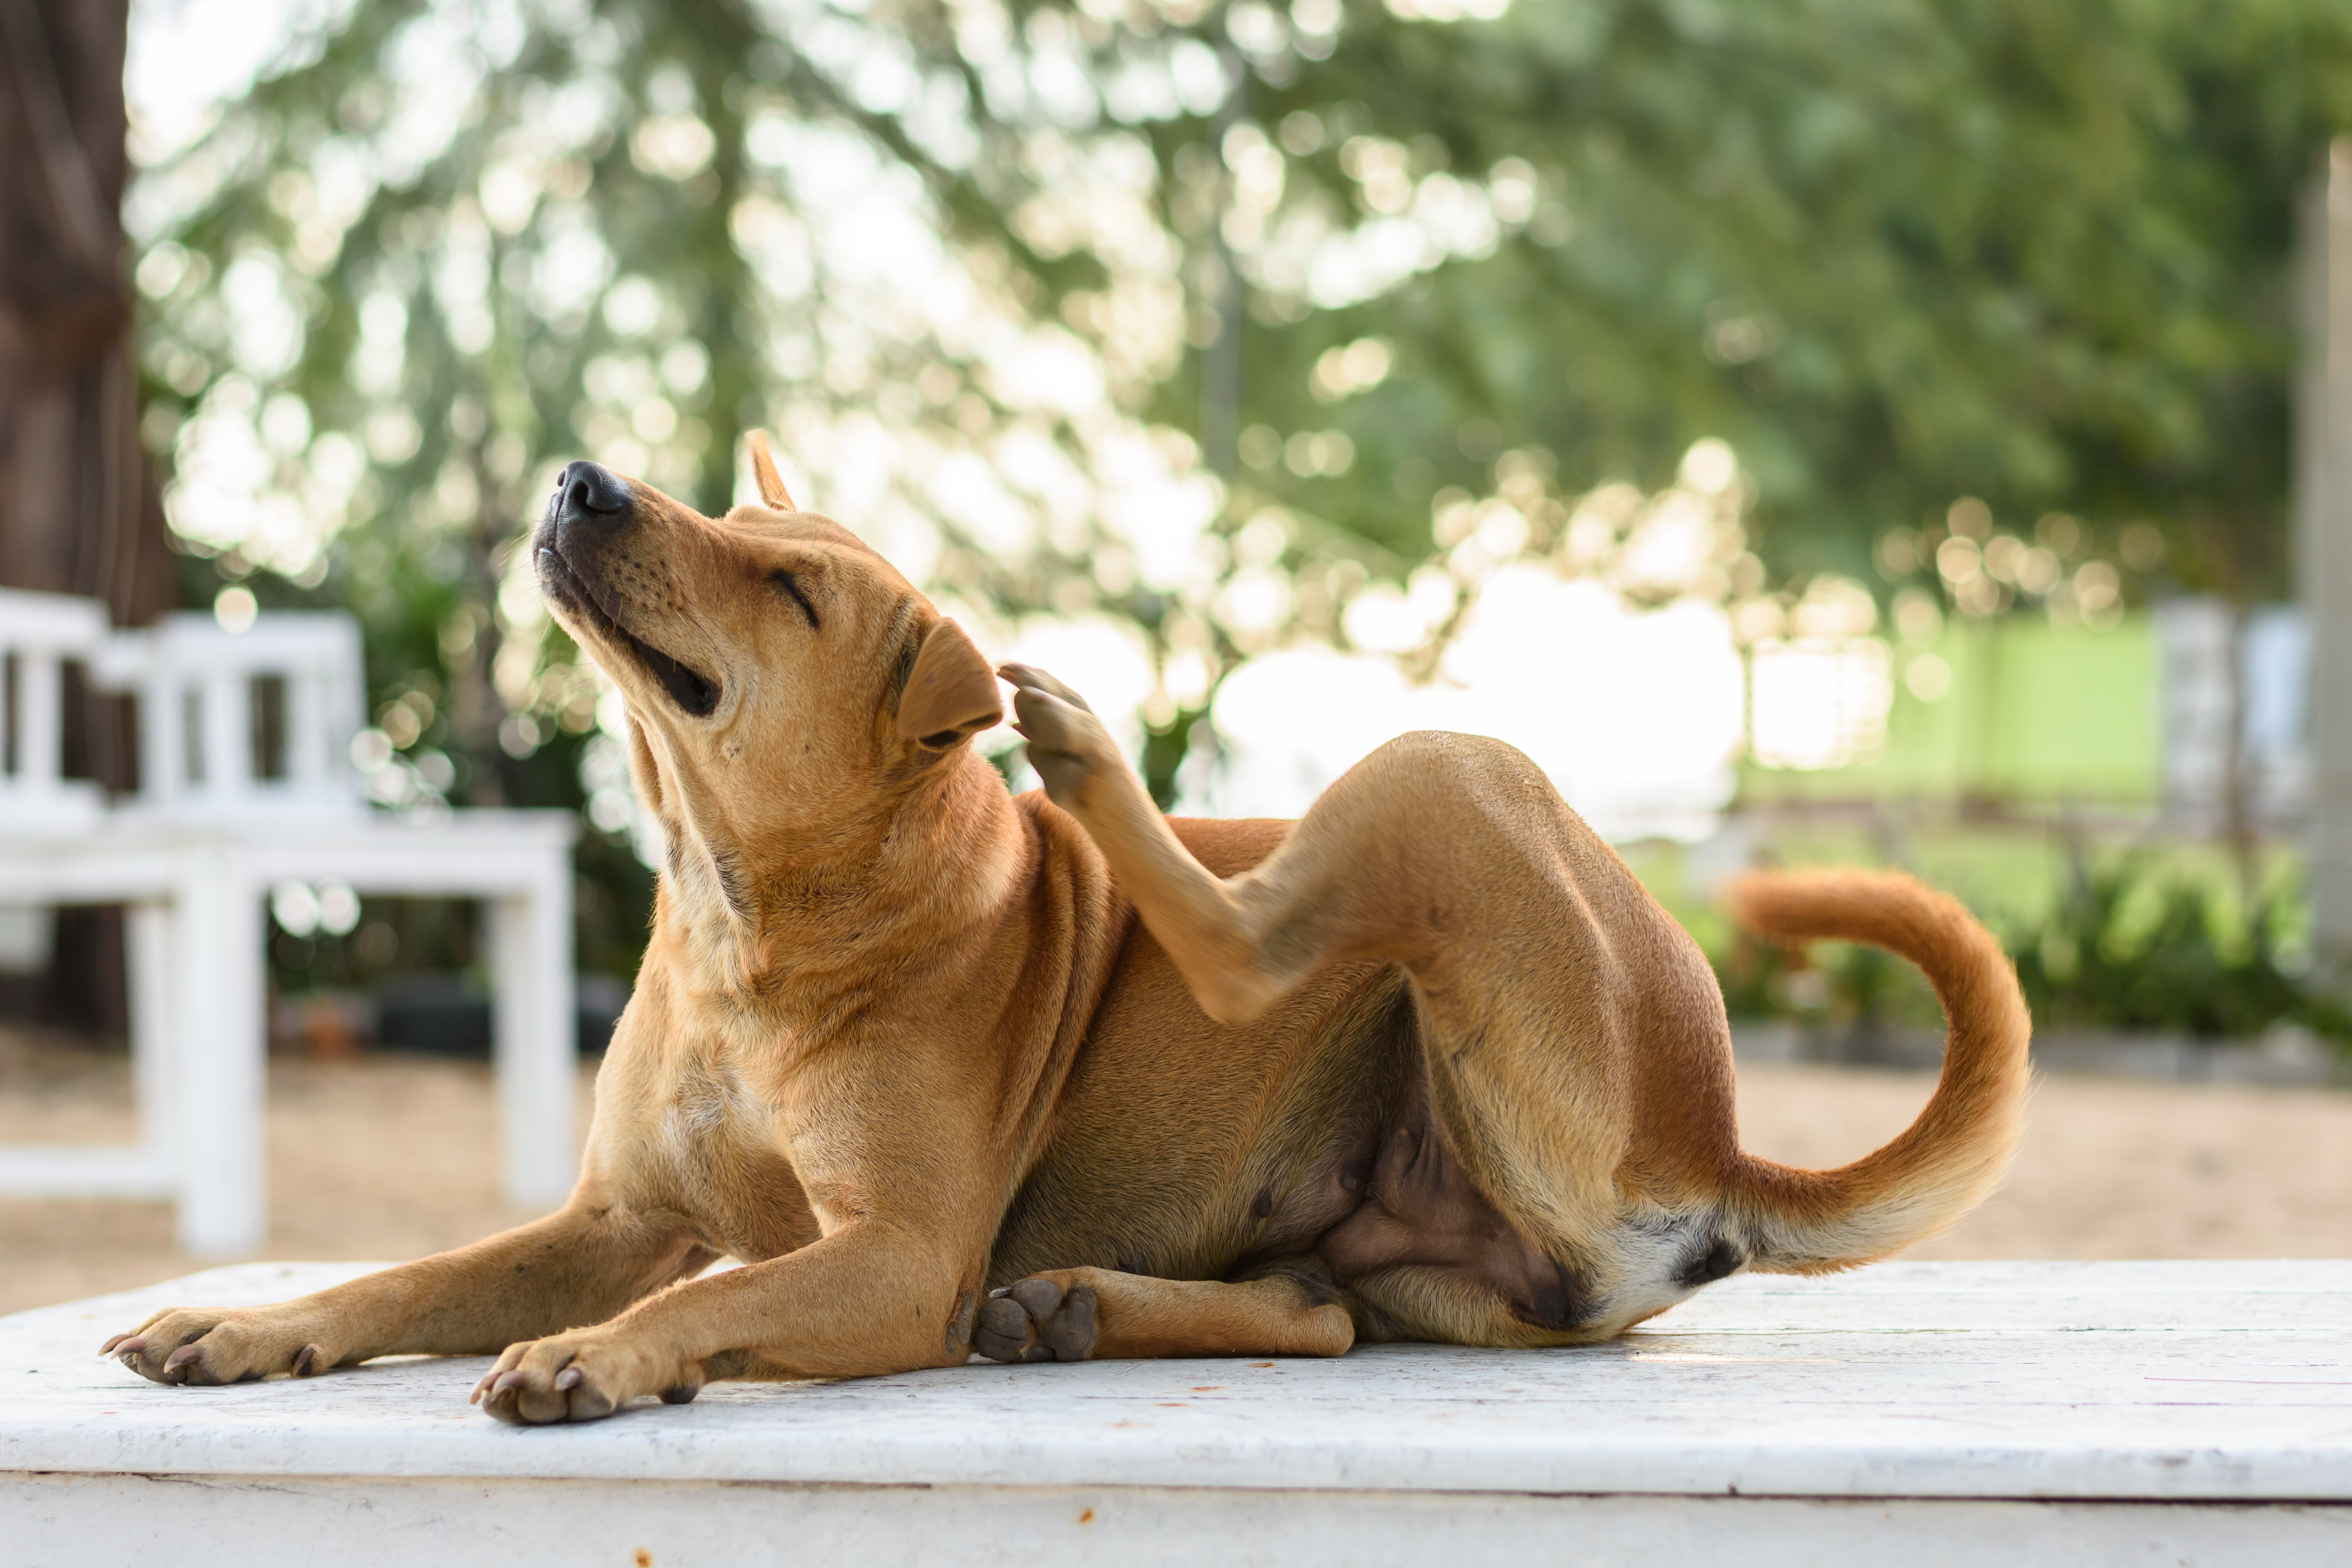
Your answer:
(95, 610), (368, 820)
(0, 587), (111, 835)
(0, 589), (580, 1255)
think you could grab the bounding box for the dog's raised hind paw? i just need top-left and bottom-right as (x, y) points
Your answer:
(973, 1276), (1098, 1363)
(998, 664), (1115, 813)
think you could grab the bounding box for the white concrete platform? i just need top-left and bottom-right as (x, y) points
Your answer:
(5, 1260), (2350, 1564)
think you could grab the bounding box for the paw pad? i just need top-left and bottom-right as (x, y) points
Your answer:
(974, 1278), (1097, 1364)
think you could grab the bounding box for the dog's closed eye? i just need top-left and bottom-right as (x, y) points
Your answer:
(769, 569), (820, 630)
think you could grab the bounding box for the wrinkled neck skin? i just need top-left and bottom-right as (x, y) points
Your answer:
(626, 708), (1022, 1029)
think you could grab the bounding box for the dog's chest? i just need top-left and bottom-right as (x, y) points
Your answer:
(641, 1054), (818, 1262)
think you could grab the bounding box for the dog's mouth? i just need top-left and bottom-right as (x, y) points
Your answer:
(536, 545), (721, 719)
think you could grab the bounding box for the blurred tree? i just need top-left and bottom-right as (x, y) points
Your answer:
(2, 0), (178, 1037)
(133, 0), (1193, 973)
(129, 0), (2352, 959)
(1, 0), (173, 632)
(1136, 0), (2352, 598)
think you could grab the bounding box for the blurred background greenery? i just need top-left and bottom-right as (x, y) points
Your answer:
(17, 0), (2352, 1050)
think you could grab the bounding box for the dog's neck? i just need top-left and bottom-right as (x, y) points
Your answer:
(649, 745), (1024, 1014)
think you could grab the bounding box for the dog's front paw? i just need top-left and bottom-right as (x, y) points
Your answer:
(101, 1308), (332, 1387)
(470, 1329), (698, 1425)
(998, 664), (1116, 813)
(974, 1275), (1098, 1364)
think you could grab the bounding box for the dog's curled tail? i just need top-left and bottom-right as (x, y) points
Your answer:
(1723, 868), (2031, 1273)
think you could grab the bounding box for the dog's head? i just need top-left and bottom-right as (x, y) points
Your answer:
(530, 434), (1007, 948)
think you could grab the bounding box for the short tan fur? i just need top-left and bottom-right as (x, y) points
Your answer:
(100, 436), (2032, 1421)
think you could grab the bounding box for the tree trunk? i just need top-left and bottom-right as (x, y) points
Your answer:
(0, 0), (173, 630)
(0, 0), (177, 1039)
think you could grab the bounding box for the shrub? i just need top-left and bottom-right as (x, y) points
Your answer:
(2003, 855), (2348, 1044)
(1712, 850), (2351, 1047)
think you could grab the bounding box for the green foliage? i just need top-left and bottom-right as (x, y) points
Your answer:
(1713, 849), (2352, 1044)
(1120, 0), (2352, 594)
(127, 0), (2352, 985)
(2005, 852), (2350, 1042)
(1140, 702), (1212, 808)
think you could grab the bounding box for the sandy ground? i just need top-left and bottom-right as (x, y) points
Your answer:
(4, 1032), (2350, 1318)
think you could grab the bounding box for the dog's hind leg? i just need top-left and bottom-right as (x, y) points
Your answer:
(1002, 662), (1314, 1024)
(1004, 668), (1742, 1325)
(971, 1266), (1356, 1363)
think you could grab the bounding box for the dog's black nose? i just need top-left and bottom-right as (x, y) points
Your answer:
(554, 461), (631, 524)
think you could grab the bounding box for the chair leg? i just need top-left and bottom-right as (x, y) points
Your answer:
(174, 849), (267, 1257)
(491, 870), (577, 1211)
(125, 900), (174, 1181)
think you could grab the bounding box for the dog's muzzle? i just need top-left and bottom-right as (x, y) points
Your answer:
(533, 462), (723, 719)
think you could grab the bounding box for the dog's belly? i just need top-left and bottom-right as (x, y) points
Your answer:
(986, 952), (1417, 1286)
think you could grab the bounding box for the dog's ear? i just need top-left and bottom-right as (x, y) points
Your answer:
(896, 619), (1002, 750)
(746, 430), (796, 511)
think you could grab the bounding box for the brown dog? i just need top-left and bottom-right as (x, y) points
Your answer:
(102, 434), (2031, 1422)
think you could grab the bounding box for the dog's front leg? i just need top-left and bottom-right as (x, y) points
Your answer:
(473, 1220), (978, 1424)
(103, 1200), (712, 1387)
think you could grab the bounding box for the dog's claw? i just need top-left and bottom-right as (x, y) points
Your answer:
(103, 1308), (334, 1385)
(997, 664), (1096, 713)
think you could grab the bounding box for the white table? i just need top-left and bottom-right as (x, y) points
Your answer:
(4, 1259), (2347, 1565)
(0, 812), (577, 1255)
